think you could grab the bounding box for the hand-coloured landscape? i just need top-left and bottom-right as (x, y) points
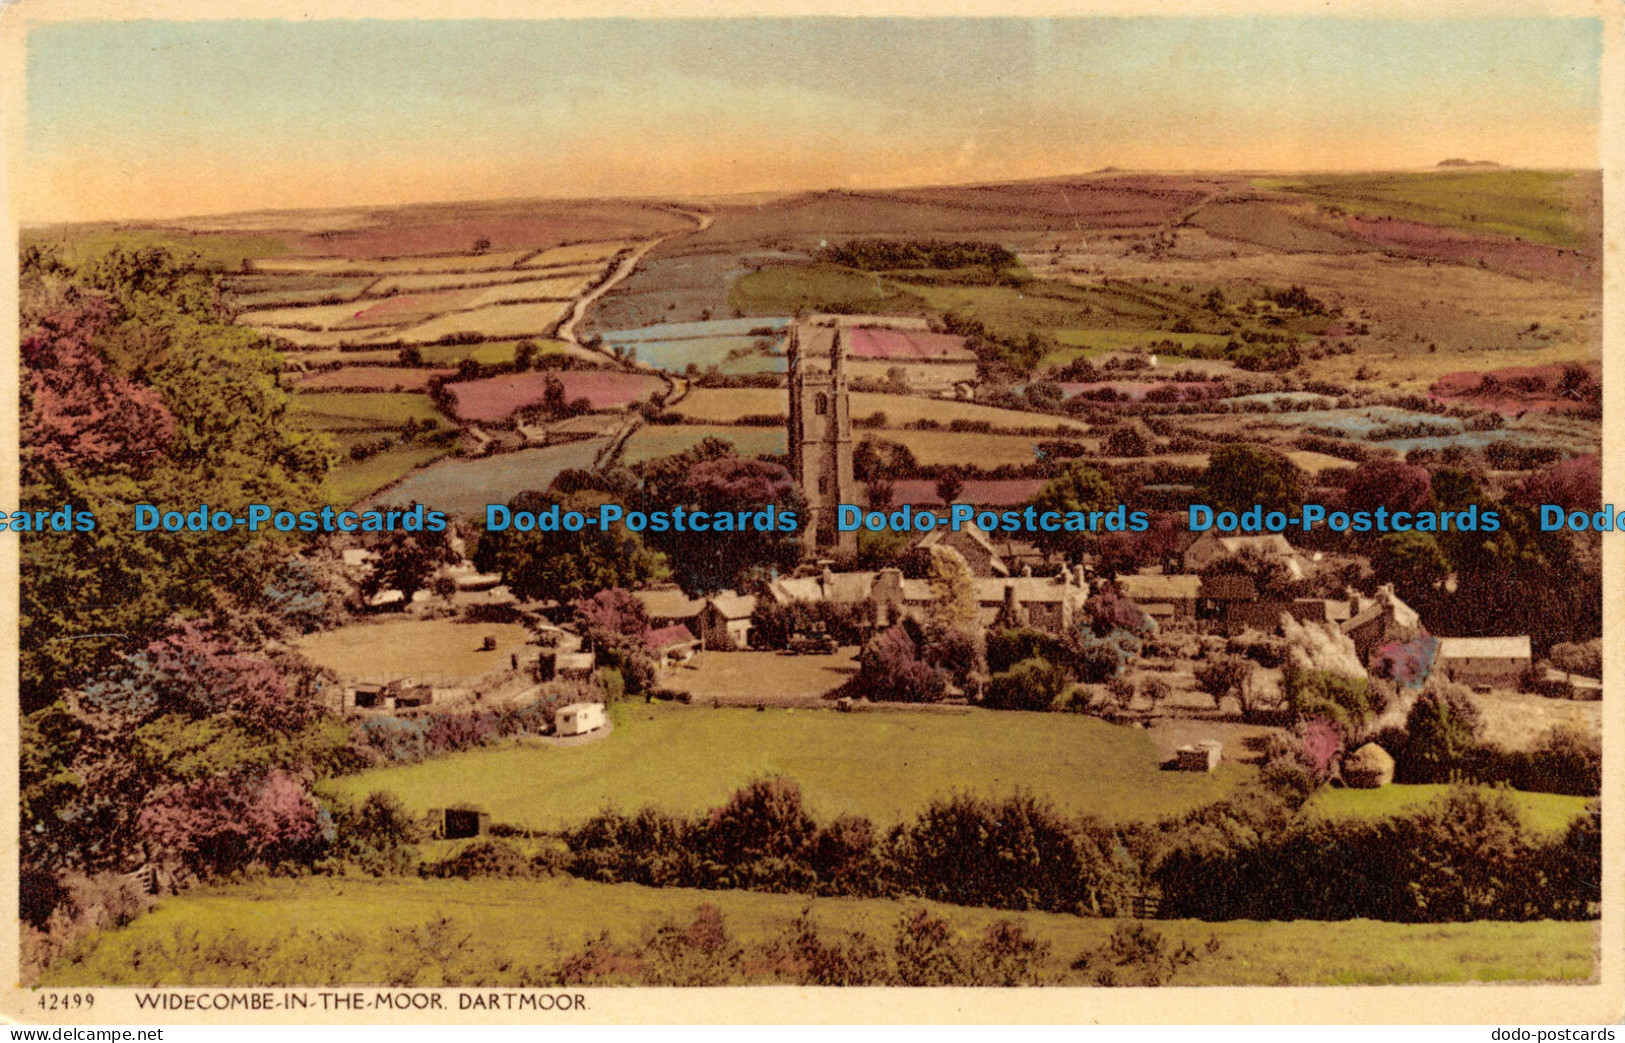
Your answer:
(11, 15), (1605, 994)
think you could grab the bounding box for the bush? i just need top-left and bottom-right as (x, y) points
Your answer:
(885, 792), (1126, 914)
(1399, 681), (1482, 781)
(986, 627), (1070, 676)
(984, 657), (1069, 712)
(421, 838), (543, 879)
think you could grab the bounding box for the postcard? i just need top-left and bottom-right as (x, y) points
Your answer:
(1, 0), (1620, 1026)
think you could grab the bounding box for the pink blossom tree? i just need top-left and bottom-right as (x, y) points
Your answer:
(21, 299), (174, 472)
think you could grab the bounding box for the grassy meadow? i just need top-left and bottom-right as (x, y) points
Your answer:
(40, 875), (1598, 987)
(1305, 785), (1591, 837)
(1263, 170), (1591, 249)
(326, 702), (1256, 830)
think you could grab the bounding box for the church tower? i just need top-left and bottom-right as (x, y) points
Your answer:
(787, 320), (857, 557)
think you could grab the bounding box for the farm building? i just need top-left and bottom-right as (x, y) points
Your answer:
(1340, 585), (1423, 662)
(1225, 597), (1352, 633)
(1435, 636), (1532, 689)
(1173, 740), (1222, 772)
(555, 702), (607, 737)
(911, 521), (1010, 577)
(428, 807), (491, 840)
(1115, 574), (1201, 622)
(646, 624), (700, 667)
(698, 593), (757, 650)
(1197, 575), (1257, 627)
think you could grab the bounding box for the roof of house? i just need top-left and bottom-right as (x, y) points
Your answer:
(1437, 636), (1533, 660)
(1218, 534), (1295, 557)
(706, 592), (758, 619)
(635, 588), (704, 620)
(1116, 574), (1202, 601)
(645, 624), (698, 652)
(558, 701), (604, 714)
(973, 576), (1087, 605)
(1200, 575), (1258, 601)
(914, 521), (1009, 575)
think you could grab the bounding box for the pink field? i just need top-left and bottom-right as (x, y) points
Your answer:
(292, 367), (455, 391)
(1430, 363), (1600, 415)
(447, 370), (665, 421)
(848, 328), (974, 361)
(885, 478), (1046, 508)
(1343, 216), (1595, 283)
(344, 289), (480, 328)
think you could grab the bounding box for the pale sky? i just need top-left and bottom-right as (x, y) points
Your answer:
(18, 17), (1603, 223)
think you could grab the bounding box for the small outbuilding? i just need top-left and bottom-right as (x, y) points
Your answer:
(1435, 636), (1532, 689)
(1173, 740), (1223, 772)
(428, 806), (490, 839)
(555, 702), (606, 737)
(646, 623), (700, 667)
(1342, 743), (1395, 789)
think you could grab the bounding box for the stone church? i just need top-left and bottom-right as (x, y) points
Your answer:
(786, 319), (857, 557)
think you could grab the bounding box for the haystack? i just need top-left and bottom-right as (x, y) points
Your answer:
(1342, 743), (1395, 789)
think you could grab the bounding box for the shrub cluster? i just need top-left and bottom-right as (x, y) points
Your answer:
(560, 779), (1134, 916)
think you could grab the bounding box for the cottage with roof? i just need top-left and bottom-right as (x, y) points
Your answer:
(1340, 584), (1422, 662)
(911, 520), (1009, 578)
(1435, 635), (1532, 689)
(768, 563), (1089, 636)
(646, 624), (700, 668)
(698, 593), (758, 650)
(634, 588), (704, 630)
(1115, 573), (1201, 623)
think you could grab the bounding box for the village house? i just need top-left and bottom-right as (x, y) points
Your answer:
(1196, 574), (1258, 630)
(910, 521), (1010, 578)
(697, 593), (758, 650)
(1114, 573), (1201, 624)
(646, 623), (700, 668)
(768, 564), (1089, 636)
(1435, 635), (1532, 689)
(1339, 584), (1423, 662)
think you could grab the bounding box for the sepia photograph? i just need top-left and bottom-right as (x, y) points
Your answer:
(2, 0), (1618, 1025)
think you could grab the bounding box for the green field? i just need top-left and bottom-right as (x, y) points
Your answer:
(328, 703), (1253, 830)
(40, 875), (1597, 987)
(728, 263), (926, 316)
(1046, 328), (1235, 366)
(24, 226), (294, 271)
(417, 338), (568, 366)
(326, 443), (453, 506)
(617, 424), (786, 466)
(290, 392), (445, 432)
(1307, 784), (1590, 837)
(1263, 170), (1589, 249)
